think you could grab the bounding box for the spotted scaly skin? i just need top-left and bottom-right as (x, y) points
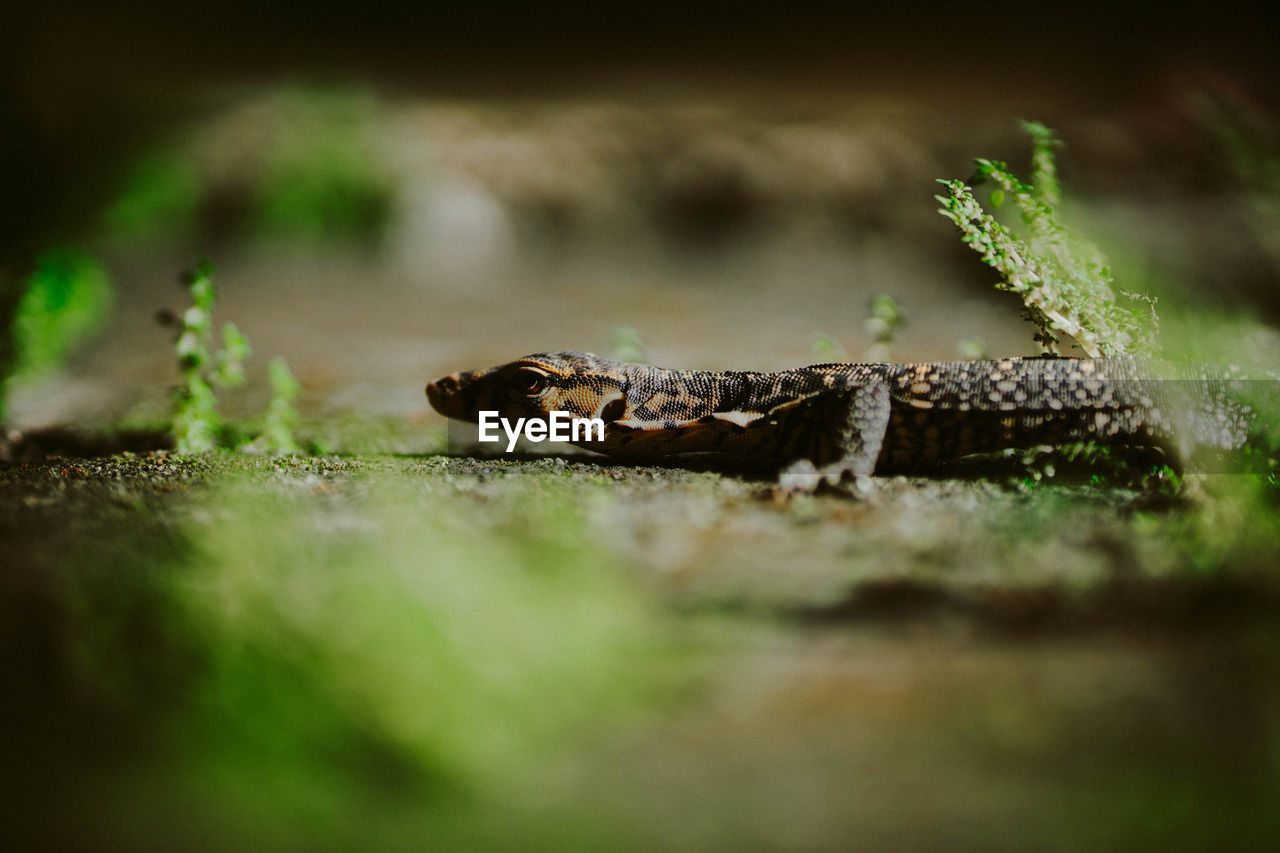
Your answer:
(425, 352), (1253, 486)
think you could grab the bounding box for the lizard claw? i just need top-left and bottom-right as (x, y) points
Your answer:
(778, 459), (823, 493)
(775, 459), (875, 499)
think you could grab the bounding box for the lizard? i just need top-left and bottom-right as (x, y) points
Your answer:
(425, 351), (1255, 489)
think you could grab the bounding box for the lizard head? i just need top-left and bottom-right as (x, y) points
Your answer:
(426, 351), (632, 425)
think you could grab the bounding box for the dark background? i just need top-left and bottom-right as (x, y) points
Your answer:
(5, 1), (1278, 250)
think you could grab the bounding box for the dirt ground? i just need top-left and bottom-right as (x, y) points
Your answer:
(3, 448), (1279, 850)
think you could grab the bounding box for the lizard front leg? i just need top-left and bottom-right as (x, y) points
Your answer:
(776, 380), (891, 494)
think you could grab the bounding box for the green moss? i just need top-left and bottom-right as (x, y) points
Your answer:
(11, 248), (113, 381)
(9, 471), (683, 849)
(101, 150), (203, 244)
(250, 87), (394, 244)
(96, 86), (395, 250)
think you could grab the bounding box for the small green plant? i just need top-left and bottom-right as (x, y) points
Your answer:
(936, 122), (1157, 357)
(242, 356), (302, 455)
(167, 261), (301, 454)
(608, 325), (649, 363)
(11, 248), (113, 379)
(957, 337), (987, 360)
(810, 332), (850, 362)
(168, 262), (249, 453)
(863, 293), (904, 362)
(1, 247), (113, 424)
(997, 440), (1181, 495)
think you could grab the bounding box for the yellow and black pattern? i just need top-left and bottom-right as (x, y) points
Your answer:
(426, 352), (1255, 479)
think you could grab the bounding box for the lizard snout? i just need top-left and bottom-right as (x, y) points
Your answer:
(425, 371), (473, 417)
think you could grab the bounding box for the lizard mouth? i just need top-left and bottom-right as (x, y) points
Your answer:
(425, 371), (474, 420)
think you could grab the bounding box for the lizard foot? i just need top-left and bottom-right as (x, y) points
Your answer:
(773, 459), (875, 499)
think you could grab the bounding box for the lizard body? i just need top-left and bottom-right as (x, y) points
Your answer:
(426, 352), (1254, 485)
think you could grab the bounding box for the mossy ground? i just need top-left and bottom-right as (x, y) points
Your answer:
(4, 450), (1279, 850)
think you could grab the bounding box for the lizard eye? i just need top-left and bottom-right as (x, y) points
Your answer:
(517, 369), (547, 395)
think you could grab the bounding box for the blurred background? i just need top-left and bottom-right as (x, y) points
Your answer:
(4, 3), (1280, 851)
(3, 1), (1278, 435)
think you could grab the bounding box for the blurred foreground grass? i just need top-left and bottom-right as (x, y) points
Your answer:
(1, 459), (689, 850)
(4, 454), (1280, 850)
